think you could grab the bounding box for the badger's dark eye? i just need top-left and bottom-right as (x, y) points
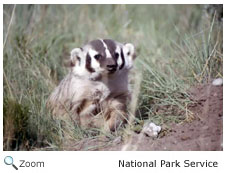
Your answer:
(115, 52), (119, 59)
(94, 54), (102, 60)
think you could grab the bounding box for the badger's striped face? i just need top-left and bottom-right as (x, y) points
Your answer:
(84, 39), (126, 74)
(70, 39), (136, 78)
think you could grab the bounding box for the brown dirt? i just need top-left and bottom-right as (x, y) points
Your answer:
(63, 83), (223, 151)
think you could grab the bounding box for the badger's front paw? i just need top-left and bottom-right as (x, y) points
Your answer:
(92, 89), (103, 100)
(92, 88), (110, 103)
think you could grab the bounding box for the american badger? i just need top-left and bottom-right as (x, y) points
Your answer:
(47, 39), (136, 131)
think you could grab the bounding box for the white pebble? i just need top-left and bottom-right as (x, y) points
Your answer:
(142, 122), (162, 137)
(212, 78), (223, 86)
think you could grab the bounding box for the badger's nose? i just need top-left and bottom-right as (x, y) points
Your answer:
(107, 64), (117, 73)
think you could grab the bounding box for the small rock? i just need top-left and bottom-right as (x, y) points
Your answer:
(212, 78), (223, 86)
(142, 122), (161, 138)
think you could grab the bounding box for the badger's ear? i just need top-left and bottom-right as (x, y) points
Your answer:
(70, 48), (83, 66)
(124, 43), (136, 60)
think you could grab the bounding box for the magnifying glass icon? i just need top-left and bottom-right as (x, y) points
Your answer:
(4, 156), (18, 170)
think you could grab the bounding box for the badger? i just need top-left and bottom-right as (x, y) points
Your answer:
(47, 39), (136, 131)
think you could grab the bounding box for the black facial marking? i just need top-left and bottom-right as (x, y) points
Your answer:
(94, 54), (102, 60)
(115, 52), (119, 60)
(119, 48), (125, 70)
(86, 53), (95, 73)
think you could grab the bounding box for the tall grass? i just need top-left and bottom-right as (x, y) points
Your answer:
(3, 5), (222, 150)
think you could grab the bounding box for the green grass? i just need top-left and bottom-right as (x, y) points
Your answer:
(3, 4), (223, 150)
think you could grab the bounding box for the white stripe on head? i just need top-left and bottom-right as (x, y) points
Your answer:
(99, 39), (112, 59)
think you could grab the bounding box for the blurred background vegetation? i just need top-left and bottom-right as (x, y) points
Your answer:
(3, 4), (222, 150)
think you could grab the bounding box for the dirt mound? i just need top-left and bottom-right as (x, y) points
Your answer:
(103, 83), (223, 151)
